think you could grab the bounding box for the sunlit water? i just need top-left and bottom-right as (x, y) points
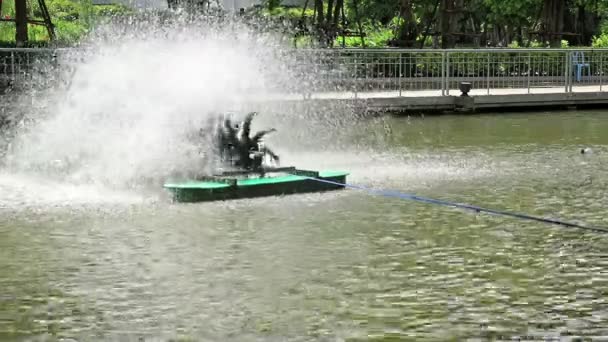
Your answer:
(2, 109), (608, 340)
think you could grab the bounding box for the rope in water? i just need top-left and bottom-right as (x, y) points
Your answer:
(303, 176), (608, 234)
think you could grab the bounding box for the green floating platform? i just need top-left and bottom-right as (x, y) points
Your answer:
(163, 169), (349, 203)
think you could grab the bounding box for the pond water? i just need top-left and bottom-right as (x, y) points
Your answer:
(1, 109), (607, 341)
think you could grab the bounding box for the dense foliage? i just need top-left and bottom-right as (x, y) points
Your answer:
(256, 0), (608, 48)
(0, 0), (131, 45)
(0, 0), (607, 48)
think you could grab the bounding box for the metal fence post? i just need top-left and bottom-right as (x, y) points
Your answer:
(486, 52), (490, 95)
(600, 51), (604, 92)
(398, 52), (402, 97)
(440, 51), (444, 96)
(527, 53), (531, 94)
(446, 52), (450, 96)
(441, 51), (447, 96)
(569, 51), (574, 93)
(564, 52), (570, 93)
(564, 52), (568, 93)
(10, 51), (15, 85)
(354, 54), (358, 99)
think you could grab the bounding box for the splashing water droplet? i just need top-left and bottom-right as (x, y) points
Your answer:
(3, 16), (302, 190)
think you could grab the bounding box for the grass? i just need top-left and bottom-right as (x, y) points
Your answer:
(0, 0), (132, 46)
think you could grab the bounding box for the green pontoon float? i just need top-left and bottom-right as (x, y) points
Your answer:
(164, 112), (349, 203)
(163, 167), (349, 203)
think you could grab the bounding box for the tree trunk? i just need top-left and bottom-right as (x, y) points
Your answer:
(576, 4), (600, 45)
(313, 0), (327, 46)
(311, 0), (345, 47)
(496, 25), (502, 46)
(396, 0), (418, 47)
(480, 23), (488, 46)
(324, 0), (340, 46)
(470, 17), (480, 47)
(326, 0), (334, 23)
(517, 26), (524, 46)
(440, 0), (464, 48)
(541, 0), (565, 47)
(314, 0), (324, 26)
(453, 0), (463, 44)
(332, 0), (342, 26)
(440, 0), (454, 48)
(15, 0), (28, 47)
(506, 25), (514, 46)
(418, 0), (440, 48)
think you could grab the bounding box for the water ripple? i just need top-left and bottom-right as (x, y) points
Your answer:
(3, 112), (608, 340)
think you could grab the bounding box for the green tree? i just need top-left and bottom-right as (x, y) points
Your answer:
(256, 0), (608, 48)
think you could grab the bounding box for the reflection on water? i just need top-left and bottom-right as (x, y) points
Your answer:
(1, 110), (608, 340)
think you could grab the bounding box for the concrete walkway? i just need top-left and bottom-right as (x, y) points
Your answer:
(243, 84), (608, 113)
(287, 84), (607, 100)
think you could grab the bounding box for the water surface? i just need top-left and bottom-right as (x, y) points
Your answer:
(1, 110), (608, 341)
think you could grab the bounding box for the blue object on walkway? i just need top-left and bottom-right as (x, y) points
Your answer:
(572, 51), (590, 82)
(303, 176), (608, 234)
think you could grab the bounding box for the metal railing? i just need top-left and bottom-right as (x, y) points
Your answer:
(1, 47), (608, 98)
(0, 48), (73, 93)
(282, 48), (608, 97)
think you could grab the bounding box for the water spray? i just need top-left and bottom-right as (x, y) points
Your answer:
(1, 16), (300, 189)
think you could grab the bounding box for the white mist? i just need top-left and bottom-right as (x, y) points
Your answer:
(4, 17), (297, 189)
